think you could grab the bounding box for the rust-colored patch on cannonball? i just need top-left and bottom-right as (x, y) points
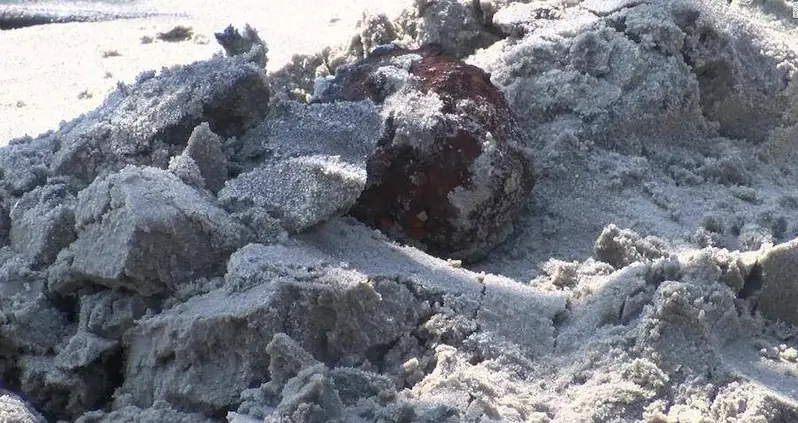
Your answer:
(410, 51), (509, 125)
(360, 128), (483, 250)
(322, 44), (534, 261)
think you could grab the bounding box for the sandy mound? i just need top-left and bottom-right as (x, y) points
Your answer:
(2, 0), (798, 422)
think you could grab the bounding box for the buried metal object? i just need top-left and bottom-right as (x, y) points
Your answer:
(315, 44), (535, 262)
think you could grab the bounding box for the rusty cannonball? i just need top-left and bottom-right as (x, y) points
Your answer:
(314, 44), (535, 262)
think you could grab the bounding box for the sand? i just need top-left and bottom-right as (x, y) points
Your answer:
(0, 0), (406, 144)
(2, 0), (798, 422)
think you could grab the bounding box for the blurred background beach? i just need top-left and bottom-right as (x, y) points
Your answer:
(0, 0), (404, 144)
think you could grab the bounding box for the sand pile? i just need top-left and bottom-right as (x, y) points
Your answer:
(2, 0), (798, 422)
